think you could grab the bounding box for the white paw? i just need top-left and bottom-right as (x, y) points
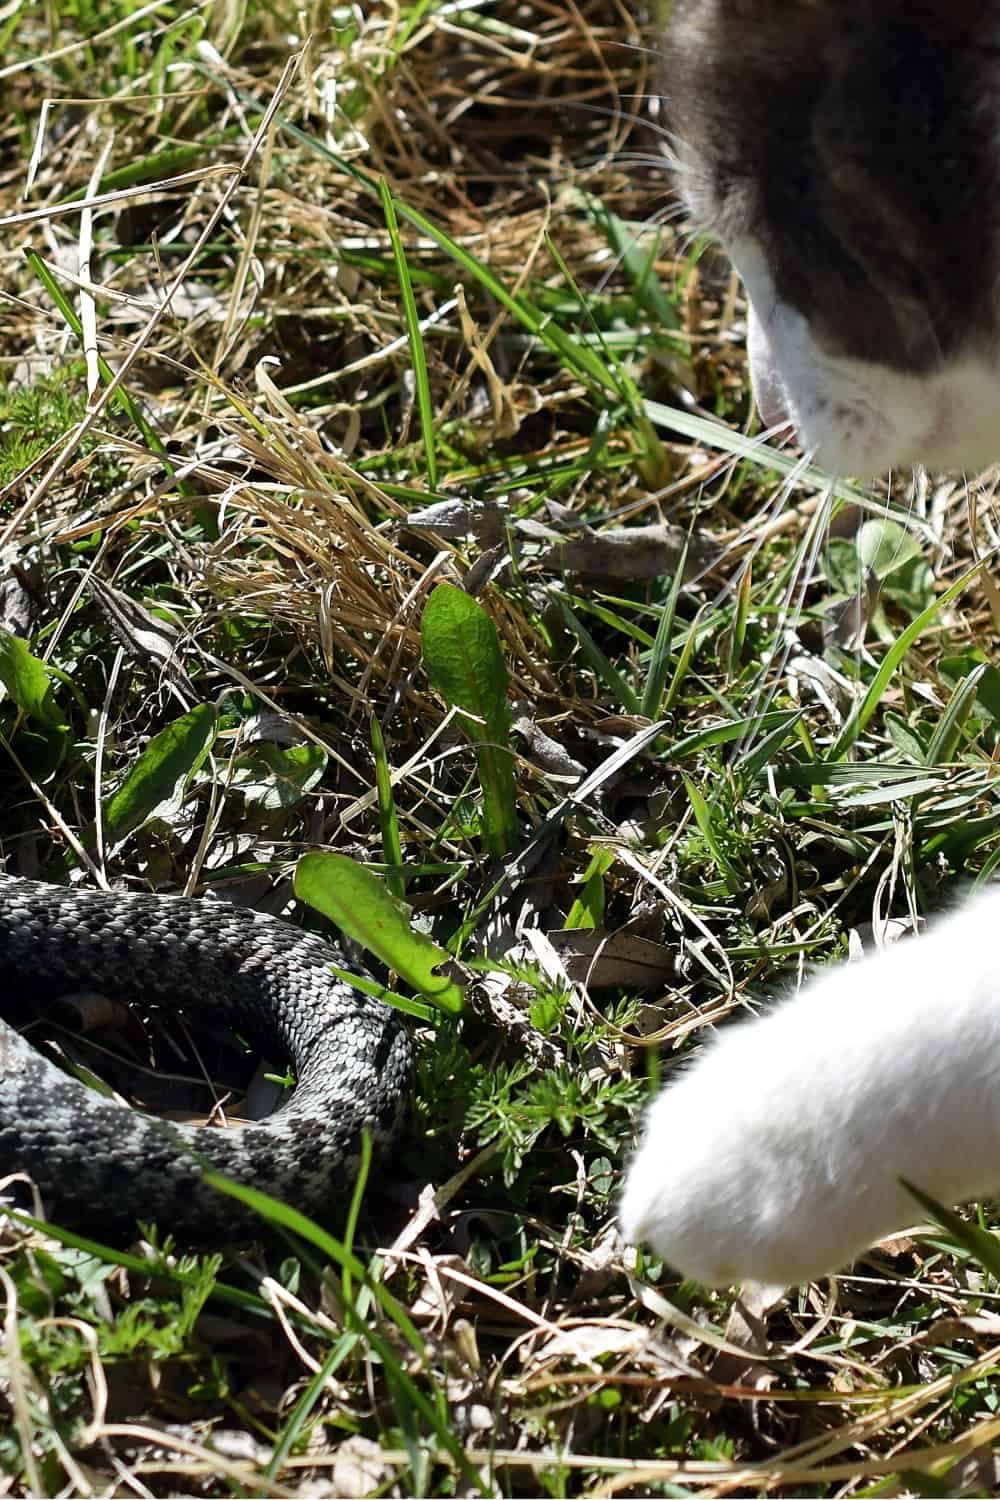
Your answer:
(620, 891), (1000, 1286)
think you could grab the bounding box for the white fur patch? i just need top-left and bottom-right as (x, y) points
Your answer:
(620, 891), (1000, 1287)
(729, 237), (1000, 477)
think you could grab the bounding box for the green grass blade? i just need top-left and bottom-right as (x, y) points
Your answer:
(274, 120), (616, 396)
(555, 594), (641, 714)
(27, 250), (169, 462)
(641, 540), (689, 719)
(829, 559), (987, 759)
(737, 710), (806, 780)
(580, 191), (680, 330)
(727, 560), (752, 678)
(681, 773), (741, 891)
(925, 662), (986, 765)
(265, 1139), (375, 1479)
(378, 177), (438, 488)
(325, 962), (434, 1023)
(370, 714), (405, 897)
(7, 1210), (266, 1317)
(200, 1171), (486, 1493)
(662, 606), (705, 713)
(420, 583), (518, 855)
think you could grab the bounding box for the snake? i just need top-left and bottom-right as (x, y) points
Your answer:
(0, 874), (412, 1240)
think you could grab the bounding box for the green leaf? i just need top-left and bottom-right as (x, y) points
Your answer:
(0, 631), (69, 731)
(280, 125), (617, 397)
(662, 605), (705, 713)
(0, 630), (70, 773)
(199, 1162), (484, 1494)
(579, 191), (680, 330)
(421, 584), (510, 735)
(231, 742), (328, 810)
(884, 712), (928, 764)
(837, 776), (950, 807)
(420, 584), (517, 856)
(855, 517), (923, 578)
(661, 708), (795, 765)
(102, 703), (218, 848)
(727, 559), (752, 678)
(27, 250), (168, 462)
(295, 851), (464, 1015)
(325, 963), (433, 1023)
(564, 846), (614, 929)
(939, 654), (1000, 733)
(737, 709), (805, 780)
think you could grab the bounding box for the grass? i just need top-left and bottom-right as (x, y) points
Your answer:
(2, 0), (1000, 1494)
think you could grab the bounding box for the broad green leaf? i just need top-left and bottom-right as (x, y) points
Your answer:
(421, 585), (510, 737)
(856, 517), (923, 578)
(102, 703), (218, 847)
(0, 631), (68, 730)
(295, 851), (464, 1014)
(420, 584), (517, 856)
(231, 743), (327, 810)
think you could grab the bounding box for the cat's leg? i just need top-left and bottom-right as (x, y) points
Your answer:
(620, 890), (1000, 1287)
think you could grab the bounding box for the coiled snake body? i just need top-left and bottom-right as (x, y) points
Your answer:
(0, 875), (412, 1238)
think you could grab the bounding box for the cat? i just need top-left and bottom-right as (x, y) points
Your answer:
(620, 0), (1000, 1287)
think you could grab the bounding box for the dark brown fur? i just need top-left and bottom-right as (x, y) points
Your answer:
(664, 1), (1000, 372)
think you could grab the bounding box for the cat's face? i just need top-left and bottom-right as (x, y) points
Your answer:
(664, 1), (1000, 475)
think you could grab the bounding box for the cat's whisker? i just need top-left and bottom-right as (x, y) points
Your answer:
(515, 92), (683, 162)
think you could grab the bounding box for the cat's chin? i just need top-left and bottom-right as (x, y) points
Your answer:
(734, 239), (1000, 480)
(750, 311), (1000, 478)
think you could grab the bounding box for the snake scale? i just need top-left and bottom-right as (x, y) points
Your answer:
(0, 874), (412, 1239)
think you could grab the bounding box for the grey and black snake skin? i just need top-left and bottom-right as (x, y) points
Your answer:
(0, 874), (412, 1239)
